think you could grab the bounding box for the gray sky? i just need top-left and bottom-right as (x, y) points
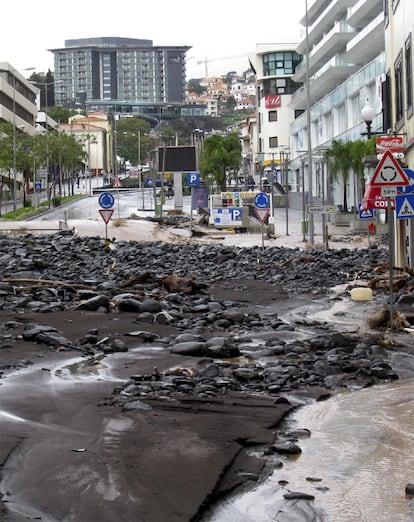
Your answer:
(3, 0), (304, 78)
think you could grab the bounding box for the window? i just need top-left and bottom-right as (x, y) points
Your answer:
(384, 0), (389, 28)
(394, 51), (404, 125)
(406, 34), (413, 118)
(268, 110), (278, 122)
(382, 72), (392, 131)
(263, 51), (302, 76)
(262, 77), (301, 96)
(269, 136), (278, 148)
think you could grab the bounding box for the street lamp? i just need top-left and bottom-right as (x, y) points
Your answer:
(304, 0), (314, 245)
(31, 79), (63, 208)
(361, 99), (376, 139)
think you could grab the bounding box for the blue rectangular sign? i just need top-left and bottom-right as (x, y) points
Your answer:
(186, 172), (200, 186)
(396, 194), (414, 219)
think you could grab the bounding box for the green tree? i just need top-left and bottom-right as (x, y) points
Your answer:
(187, 79), (205, 96)
(28, 70), (55, 108)
(199, 132), (241, 191)
(325, 138), (376, 211)
(116, 117), (153, 165)
(325, 140), (354, 211)
(48, 107), (79, 124)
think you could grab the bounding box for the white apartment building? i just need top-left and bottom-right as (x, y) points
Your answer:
(289, 0), (385, 212)
(248, 43), (302, 188)
(384, 0), (414, 266)
(0, 63), (38, 202)
(0, 63), (38, 135)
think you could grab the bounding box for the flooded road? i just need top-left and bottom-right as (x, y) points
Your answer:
(203, 378), (414, 522)
(281, 378), (414, 521)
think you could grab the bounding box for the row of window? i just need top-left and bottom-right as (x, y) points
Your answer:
(394, 32), (413, 127)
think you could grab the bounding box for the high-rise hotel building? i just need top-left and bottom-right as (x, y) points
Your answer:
(50, 37), (190, 113)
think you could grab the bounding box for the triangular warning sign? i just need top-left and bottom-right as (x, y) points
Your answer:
(370, 151), (409, 187)
(397, 198), (414, 218)
(254, 208), (270, 224)
(99, 209), (114, 224)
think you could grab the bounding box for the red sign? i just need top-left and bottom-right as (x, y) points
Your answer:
(254, 208), (270, 223)
(265, 95), (281, 109)
(376, 136), (404, 154)
(99, 209), (114, 224)
(370, 150), (409, 187)
(361, 183), (395, 210)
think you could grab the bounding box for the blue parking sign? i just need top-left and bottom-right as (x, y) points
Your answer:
(186, 172), (200, 186)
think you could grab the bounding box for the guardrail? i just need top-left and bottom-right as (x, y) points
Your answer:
(92, 187), (144, 195)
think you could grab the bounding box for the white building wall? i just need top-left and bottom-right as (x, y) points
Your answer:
(289, 0), (386, 211)
(384, 0), (414, 267)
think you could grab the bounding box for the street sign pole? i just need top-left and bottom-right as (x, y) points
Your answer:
(388, 197), (395, 328)
(369, 152), (410, 328)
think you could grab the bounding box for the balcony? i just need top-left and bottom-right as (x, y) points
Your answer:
(297, 0), (357, 55)
(294, 21), (356, 82)
(345, 12), (385, 64)
(346, 0), (383, 28)
(290, 55), (359, 109)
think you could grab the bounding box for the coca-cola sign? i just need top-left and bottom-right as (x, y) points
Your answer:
(265, 95), (281, 108)
(376, 136), (404, 152)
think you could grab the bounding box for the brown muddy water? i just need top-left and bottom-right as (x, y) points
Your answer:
(202, 378), (414, 522)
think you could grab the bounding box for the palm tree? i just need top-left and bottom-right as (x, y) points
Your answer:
(325, 138), (375, 211)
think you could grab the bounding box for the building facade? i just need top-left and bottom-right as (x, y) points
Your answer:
(384, 0), (414, 266)
(248, 44), (302, 189)
(0, 63), (38, 203)
(0, 63), (38, 135)
(289, 0), (385, 213)
(50, 37), (190, 117)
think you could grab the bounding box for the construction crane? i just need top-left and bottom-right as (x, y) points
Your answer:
(196, 54), (248, 78)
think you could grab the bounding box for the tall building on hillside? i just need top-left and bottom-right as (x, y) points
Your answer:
(50, 37), (190, 116)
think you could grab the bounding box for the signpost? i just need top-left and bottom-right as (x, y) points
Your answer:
(376, 136), (404, 160)
(98, 192), (115, 242)
(253, 192), (270, 249)
(369, 151), (409, 327)
(307, 205), (338, 214)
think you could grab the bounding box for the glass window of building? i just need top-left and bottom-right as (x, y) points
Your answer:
(394, 50), (404, 124)
(269, 136), (279, 148)
(405, 34), (413, 117)
(269, 110), (278, 122)
(263, 51), (302, 77)
(263, 77), (302, 96)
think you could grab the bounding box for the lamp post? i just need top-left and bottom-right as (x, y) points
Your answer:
(305, 0), (314, 245)
(361, 99), (376, 139)
(31, 79), (63, 208)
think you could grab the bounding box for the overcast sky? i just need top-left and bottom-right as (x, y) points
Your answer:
(2, 0), (305, 79)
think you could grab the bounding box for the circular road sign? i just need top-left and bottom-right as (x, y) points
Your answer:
(254, 192), (270, 209)
(98, 192), (115, 209)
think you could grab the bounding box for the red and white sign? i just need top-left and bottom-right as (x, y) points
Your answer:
(254, 208), (270, 223)
(370, 150), (409, 187)
(376, 136), (404, 159)
(361, 183), (395, 210)
(265, 95), (281, 109)
(99, 209), (114, 224)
